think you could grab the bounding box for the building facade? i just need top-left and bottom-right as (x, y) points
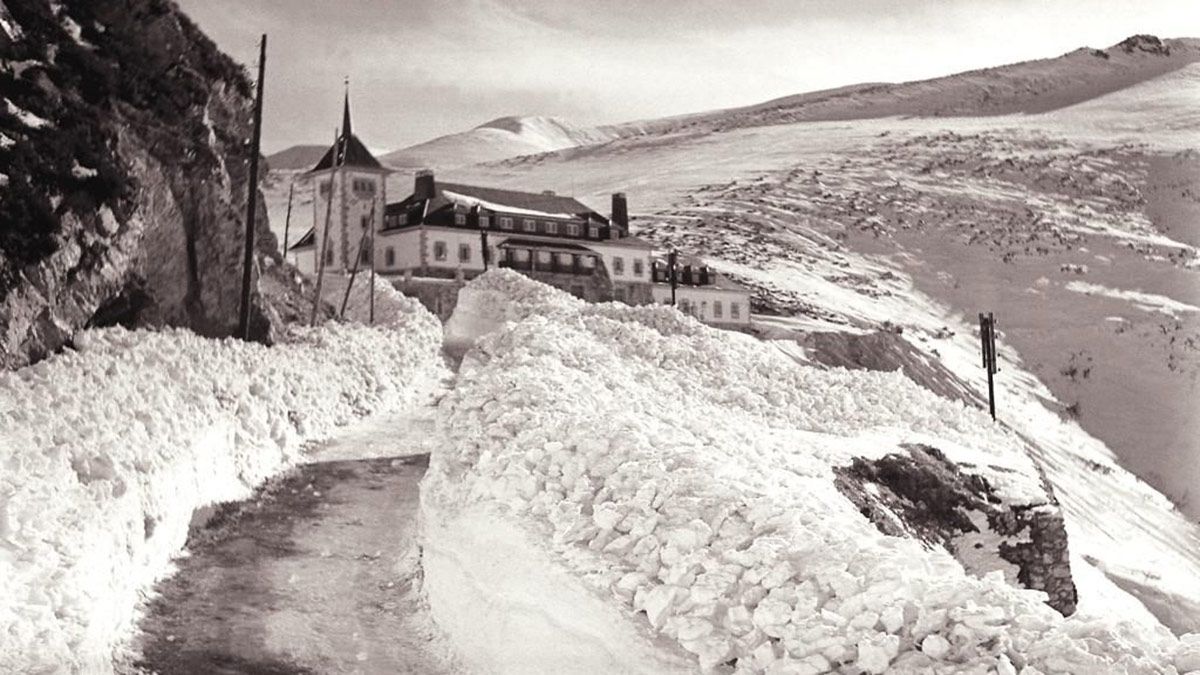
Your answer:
(290, 98), (750, 327)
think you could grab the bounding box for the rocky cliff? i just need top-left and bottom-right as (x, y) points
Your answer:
(0, 0), (301, 369)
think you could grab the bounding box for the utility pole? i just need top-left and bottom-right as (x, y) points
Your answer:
(237, 34), (267, 341)
(310, 127), (340, 326)
(667, 249), (678, 306)
(280, 182), (294, 263)
(979, 312), (998, 420)
(368, 204), (376, 325)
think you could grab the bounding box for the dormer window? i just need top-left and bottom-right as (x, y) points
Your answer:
(479, 215), (490, 228)
(522, 218), (536, 232)
(500, 217), (514, 230)
(566, 223), (581, 237)
(588, 225), (600, 238)
(545, 221), (557, 235)
(352, 178), (375, 196)
(455, 213), (467, 226)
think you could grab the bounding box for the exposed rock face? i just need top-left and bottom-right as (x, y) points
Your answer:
(0, 0), (299, 369)
(834, 444), (1078, 615)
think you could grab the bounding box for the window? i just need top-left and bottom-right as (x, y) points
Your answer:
(324, 247), (334, 265)
(522, 218), (536, 232)
(352, 178), (375, 196)
(633, 259), (644, 277)
(614, 287), (627, 303)
(730, 302), (741, 319)
(319, 181), (331, 198)
(455, 213), (467, 226)
(556, 253), (572, 266)
(385, 247), (395, 267)
(360, 247), (371, 265)
(581, 255), (595, 269)
(458, 243), (471, 262)
(400, 212), (408, 225)
(536, 250), (552, 264)
(515, 249), (530, 262)
(545, 221), (557, 235)
(500, 217), (514, 230)
(588, 225), (600, 238)
(713, 301), (723, 319)
(566, 223), (581, 237)
(433, 241), (447, 261)
(361, 214), (371, 229)
(479, 215), (490, 228)
(701, 301), (708, 317)
(612, 256), (624, 276)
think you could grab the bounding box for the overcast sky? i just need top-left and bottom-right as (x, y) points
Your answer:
(174, 0), (1200, 154)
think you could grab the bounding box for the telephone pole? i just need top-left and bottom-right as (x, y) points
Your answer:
(979, 312), (998, 420)
(237, 34), (267, 340)
(667, 249), (678, 306)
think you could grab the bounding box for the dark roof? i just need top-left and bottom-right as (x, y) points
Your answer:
(497, 238), (597, 253)
(437, 182), (600, 218)
(289, 227), (316, 250)
(310, 133), (384, 172)
(308, 91), (385, 172)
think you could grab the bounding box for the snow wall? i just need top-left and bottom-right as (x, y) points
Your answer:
(422, 270), (1199, 674)
(0, 278), (446, 672)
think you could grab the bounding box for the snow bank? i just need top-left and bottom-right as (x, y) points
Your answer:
(0, 295), (444, 672)
(423, 272), (1192, 674)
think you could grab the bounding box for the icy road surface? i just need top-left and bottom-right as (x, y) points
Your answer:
(128, 410), (460, 675)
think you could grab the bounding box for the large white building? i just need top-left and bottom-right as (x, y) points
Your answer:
(290, 98), (751, 327)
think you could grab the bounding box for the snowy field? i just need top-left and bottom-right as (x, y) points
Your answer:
(422, 271), (1200, 673)
(0, 280), (445, 672)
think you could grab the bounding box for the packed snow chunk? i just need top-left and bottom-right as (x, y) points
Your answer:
(0, 297), (444, 673)
(422, 272), (1186, 674)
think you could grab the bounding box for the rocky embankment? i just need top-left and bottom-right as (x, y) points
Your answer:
(0, 0), (302, 369)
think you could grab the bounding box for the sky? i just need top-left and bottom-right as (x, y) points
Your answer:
(174, 0), (1200, 154)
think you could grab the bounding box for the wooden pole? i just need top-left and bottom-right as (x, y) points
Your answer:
(668, 249), (678, 306)
(339, 200), (375, 319)
(980, 312), (998, 420)
(369, 203), (376, 325)
(237, 34), (267, 340)
(280, 182), (294, 263)
(310, 127), (340, 325)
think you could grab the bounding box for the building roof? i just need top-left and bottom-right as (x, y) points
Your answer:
(308, 92), (386, 172)
(387, 181), (608, 224)
(497, 237), (598, 254)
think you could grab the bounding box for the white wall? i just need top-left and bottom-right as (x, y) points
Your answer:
(650, 284), (751, 325)
(585, 241), (653, 284)
(309, 168), (387, 273)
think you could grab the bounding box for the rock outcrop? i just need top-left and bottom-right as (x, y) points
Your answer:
(0, 0), (302, 369)
(834, 444), (1078, 615)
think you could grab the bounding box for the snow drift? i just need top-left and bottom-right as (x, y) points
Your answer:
(422, 271), (1196, 674)
(0, 285), (444, 672)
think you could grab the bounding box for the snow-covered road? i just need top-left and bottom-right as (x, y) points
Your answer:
(127, 410), (460, 675)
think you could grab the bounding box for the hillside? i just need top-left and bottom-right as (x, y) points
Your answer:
(380, 115), (616, 171)
(0, 0), (309, 369)
(265, 143), (327, 171)
(439, 53), (1200, 639)
(606, 35), (1200, 138)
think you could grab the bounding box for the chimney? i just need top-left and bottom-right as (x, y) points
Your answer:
(611, 192), (628, 237)
(414, 170), (436, 201)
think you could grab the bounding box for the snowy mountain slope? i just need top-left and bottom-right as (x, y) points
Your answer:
(437, 60), (1200, 637)
(0, 282), (445, 672)
(604, 36), (1200, 139)
(358, 35), (1198, 182)
(380, 116), (617, 171)
(265, 144), (329, 171)
(424, 271), (1198, 673)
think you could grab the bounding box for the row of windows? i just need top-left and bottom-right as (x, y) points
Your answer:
(318, 178), (376, 198)
(673, 298), (742, 320)
(609, 256), (644, 277)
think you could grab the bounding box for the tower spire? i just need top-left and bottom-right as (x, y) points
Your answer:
(341, 77), (352, 138)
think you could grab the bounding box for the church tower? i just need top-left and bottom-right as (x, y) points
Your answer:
(294, 87), (390, 275)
